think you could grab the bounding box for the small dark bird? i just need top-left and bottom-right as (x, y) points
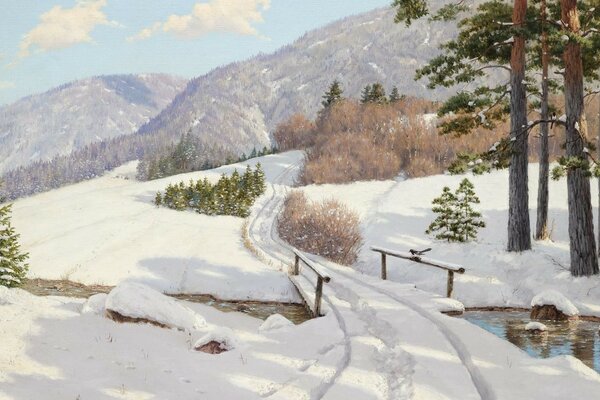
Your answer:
(410, 248), (432, 256)
(550, 112), (557, 129)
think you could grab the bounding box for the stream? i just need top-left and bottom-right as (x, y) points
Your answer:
(462, 311), (600, 374)
(22, 279), (312, 325)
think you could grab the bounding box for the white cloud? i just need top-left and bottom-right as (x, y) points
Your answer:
(0, 81), (15, 90)
(129, 0), (271, 42)
(19, 0), (114, 58)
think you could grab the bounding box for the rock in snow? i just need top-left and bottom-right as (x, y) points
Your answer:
(531, 290), (579, 318)
(105, 282), (206, 332)
(194, 328), (239, 354)
(525, 321), (548, 333)
(259, 314), (294, 332)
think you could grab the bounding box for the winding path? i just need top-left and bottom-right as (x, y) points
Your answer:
(246, 161), (493, 400)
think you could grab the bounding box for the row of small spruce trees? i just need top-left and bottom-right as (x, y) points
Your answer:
(155, 164), (267, 218)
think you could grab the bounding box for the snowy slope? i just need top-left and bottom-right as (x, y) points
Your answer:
(0, 74), (187, 173)
(9, 152), (304, 302)
(299, 164), (600, 317)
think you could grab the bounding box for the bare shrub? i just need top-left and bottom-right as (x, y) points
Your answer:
(289, 94), (570, 185)
(273, 114), (316, 151)
(277, 191), (363, 265)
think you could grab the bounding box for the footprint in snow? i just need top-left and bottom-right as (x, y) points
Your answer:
(179, 378), (191, 384)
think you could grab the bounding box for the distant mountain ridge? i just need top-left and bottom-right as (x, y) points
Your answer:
(138, 5), (466, 155)
(0, 74), (187, 173)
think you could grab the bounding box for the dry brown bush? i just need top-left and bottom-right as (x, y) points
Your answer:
(291, 97), (567, 185)
(277, 191), (363, 265)
(273, 113), (316, 151)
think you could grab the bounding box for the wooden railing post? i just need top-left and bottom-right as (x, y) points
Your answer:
(446, 270), (454, 298)
(293, 254), (300, 275)
(314, 277), (324, 317)
(381, 253), (387, 280)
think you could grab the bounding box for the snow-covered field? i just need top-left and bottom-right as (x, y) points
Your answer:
(300, 165), (600, 317)
(10, 151), (304, 302)
(3, 156), (600, 399)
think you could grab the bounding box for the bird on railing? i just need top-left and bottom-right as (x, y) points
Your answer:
(409, 248), (432, 256)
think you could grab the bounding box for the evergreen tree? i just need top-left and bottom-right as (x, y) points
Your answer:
(369, 83), (388, 105)
(321, 80), (344, 108)
(0, 204), (29, 288)
(389, 86), (402, 103)
(252, 163), (267, 198)
(361, 84), (373, 104)
(154, 192), (163, 207)
(454, 179), (486, 242)
(426, 179), (485, 243)
(426, 187), (459, 242)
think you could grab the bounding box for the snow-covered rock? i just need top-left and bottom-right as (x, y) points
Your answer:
(525, 321), (547, 332)
(105, 283), (206, 332)
(194, 328), (239, 353)
(531, 290), (579, 317)
(81, 293), (107, 315)
(259, 314), (293, 332)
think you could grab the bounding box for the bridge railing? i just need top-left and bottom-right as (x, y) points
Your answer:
(370, 246), (465, 298)
(291, 249), (331, 317)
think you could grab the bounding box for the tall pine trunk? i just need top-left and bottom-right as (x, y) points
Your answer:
(561, 0), (599, 276)
(536, 0), (550, 240)
(508, 0), (532, 252)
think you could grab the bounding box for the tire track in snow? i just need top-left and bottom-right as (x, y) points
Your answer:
(246, 159), (354, 400)
(325, 265), (496, 400)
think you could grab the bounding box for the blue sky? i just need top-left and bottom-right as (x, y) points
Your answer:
(0, 0), (391, 105)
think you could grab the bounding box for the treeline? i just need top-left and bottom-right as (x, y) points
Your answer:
(0, 129), (237, 201)
(155, 164), (266, 218)
(137, 132), (275, 181)
(274, 81), (567, 185)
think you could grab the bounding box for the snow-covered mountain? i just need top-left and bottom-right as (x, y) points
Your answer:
(139, 6), (464, 155)
(0, 74), (187, 173)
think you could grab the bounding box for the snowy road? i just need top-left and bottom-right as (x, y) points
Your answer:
(247, 164), (488, 400)
(246, 160), (600, 400)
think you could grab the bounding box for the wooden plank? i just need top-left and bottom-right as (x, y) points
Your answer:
(370, 246), (465, 274)
(292, 248), (331, 282)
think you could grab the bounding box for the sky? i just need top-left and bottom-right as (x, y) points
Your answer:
(0, 0), (391, 105)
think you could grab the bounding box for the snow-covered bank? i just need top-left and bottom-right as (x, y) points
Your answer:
(10, 152), (304, 302)
(299, 164), (600, 317)
(0, 286), (343, 400)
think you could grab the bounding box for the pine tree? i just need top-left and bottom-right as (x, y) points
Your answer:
(389, 86), (402, 103)
(426, 179), (485, 243)
(426, 187), (459, 242)
(252, 163), (267, 198)
(361, 84), (373, 104)
(369, 83), (388, 105)
(0, 204), (29, 288)
(154, 192), (163, 207)
(321, 80), (344, 108)
(454, 179), (486, 242)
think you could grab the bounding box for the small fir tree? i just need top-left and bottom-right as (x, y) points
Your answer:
(389, 86), (402, 103)
(360, 84), (373, 104)
(454, 178), (486, 242)
(369, 83), (388, 105)
(426, 187), (459, 242)
(426, 179), (485, 243)
(321, 80), (344, 108)
(0, 204), (29, 288)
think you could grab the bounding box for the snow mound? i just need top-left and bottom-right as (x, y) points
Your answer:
(81, 293), (107, 315)
(531, 290), (579, 316)
(525, 321), (547, 332)
(105, 283), (206, 332)
(194, 328), (239, 353)
(259, 314), (293, 332)
(0, 286), (35, 306)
